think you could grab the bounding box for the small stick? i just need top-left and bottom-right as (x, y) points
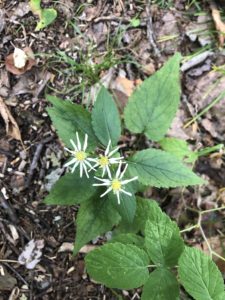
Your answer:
(0, 192), (18, 224)
(3, 262), (29, 286)
(146, 0), (160, 57)
(26, 136), (53, 187)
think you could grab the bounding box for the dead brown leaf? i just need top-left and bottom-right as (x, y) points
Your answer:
(211, 7), (225, 46)
(110, 76), (142, 112)
(0, 96), (22, 142)
(5, 47), (36, 75)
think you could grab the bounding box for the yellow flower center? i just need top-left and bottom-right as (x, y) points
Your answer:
(111, 179), (122, 192)
(99, 156), (109, 167)
(75, 151), (87, 161)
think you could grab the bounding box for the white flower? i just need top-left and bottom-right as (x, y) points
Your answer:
(93, 162), (138, 204)
(64, 132), (94, 178)
(89, 140), (124, 177)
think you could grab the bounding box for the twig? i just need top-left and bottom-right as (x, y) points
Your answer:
(26, 136), (54, 187)
(0, 192), (18, 224)
(181, 206), (225, 260)
(181, 51), (213, 72)
(3, 262), (29, 286)
(146, 0), (160, 57)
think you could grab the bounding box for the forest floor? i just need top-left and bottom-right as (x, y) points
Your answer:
(1, 0), (225, 299)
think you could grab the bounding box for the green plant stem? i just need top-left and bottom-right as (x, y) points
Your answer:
(201, 206), (225, 214)
(180, 224), (199, 233)
(184, 90), (225, 128)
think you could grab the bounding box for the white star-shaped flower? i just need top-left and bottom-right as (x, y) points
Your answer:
(93, 162), (138, 204)
(89, 140), (124, 178)
(64, 132), (94, 178)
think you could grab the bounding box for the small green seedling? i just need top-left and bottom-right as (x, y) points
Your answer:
(29, 0), (57, 31)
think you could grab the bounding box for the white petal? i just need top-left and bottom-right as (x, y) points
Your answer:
(105, 140), (111, 156)
(116, 161), (123, 178)
(80, 162), (83, 177)
(109, 157), (124, 164)
(93, 183), (109, 187)
(71, 160), (79, 173)
(119, 163), (128, 179)
(84, 159), (93, 169)
(64, 147), (75, 154)
(116, 191), (121, 204)
(70, 139), (78, 151)
(120, 189), (132, 196)
(102, 167), (106, 177)
(108, 146), (120, 157)
(83, 134), (88, 151)
(121, 176), (138, 185)
(64, 158), (77, 167)
(83, 163), (89, 178)
(94, 176), (110, 183)
(100, 186), (113, 198)
(106, 165), (112, 178)
(87, 158), (98, 163)
(76, 132), (81, 151)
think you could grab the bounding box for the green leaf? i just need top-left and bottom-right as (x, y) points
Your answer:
(178, 247), (225, 300)
(29, 0), (41, 13)
(159, 137), (198, 163)
(36, 8), (57, 31)
(109, 184), (136, 223)
(74, 195), (120, 254)
(128, 149), (205, 188)
(114, 197), (162, 235)
(85, 242), (149, 289)
(109, 233), (144, 248)
(145, 214), (184, 267)
(124, 53), (181, 141)
(134, 197), (163, 234)
(46, 95), (98, 150)
(29, 0), (57, 31)
(142, 268), (180, 300)
(44, 172), (97, 205)
(92, 87), (121, 146)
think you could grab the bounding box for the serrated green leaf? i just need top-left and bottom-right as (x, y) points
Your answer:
(124, 53), (181, 141)
(109, 184), (136, 223)
(142, 268), (179, 300)
(85, 242), (149, 289)
(109, 233), (144, 248)
(44, 172), (97, 205)
(46, 95), (98, 150)
(114, 197), (162, 235)
(92, 87), (121, 146)
(134, 197), (163, 233)
(159, 137), (198, 163)
(178, 247), (225, 300)
(145, 214), (184, 267)
(128, 149), (204, 187)
(74, 195), (120, 254)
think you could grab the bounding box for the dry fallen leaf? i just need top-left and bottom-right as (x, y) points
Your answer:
(5, 47), (36, 75)
(18, 239), (45, 269)
(110, 76), (142, 112)
(0, 96), (22, 142)
(211, 5), (225, 46)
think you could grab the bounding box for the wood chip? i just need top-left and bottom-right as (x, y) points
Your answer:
(0, 96), (22, 142)
(211, 5), (225, 46)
